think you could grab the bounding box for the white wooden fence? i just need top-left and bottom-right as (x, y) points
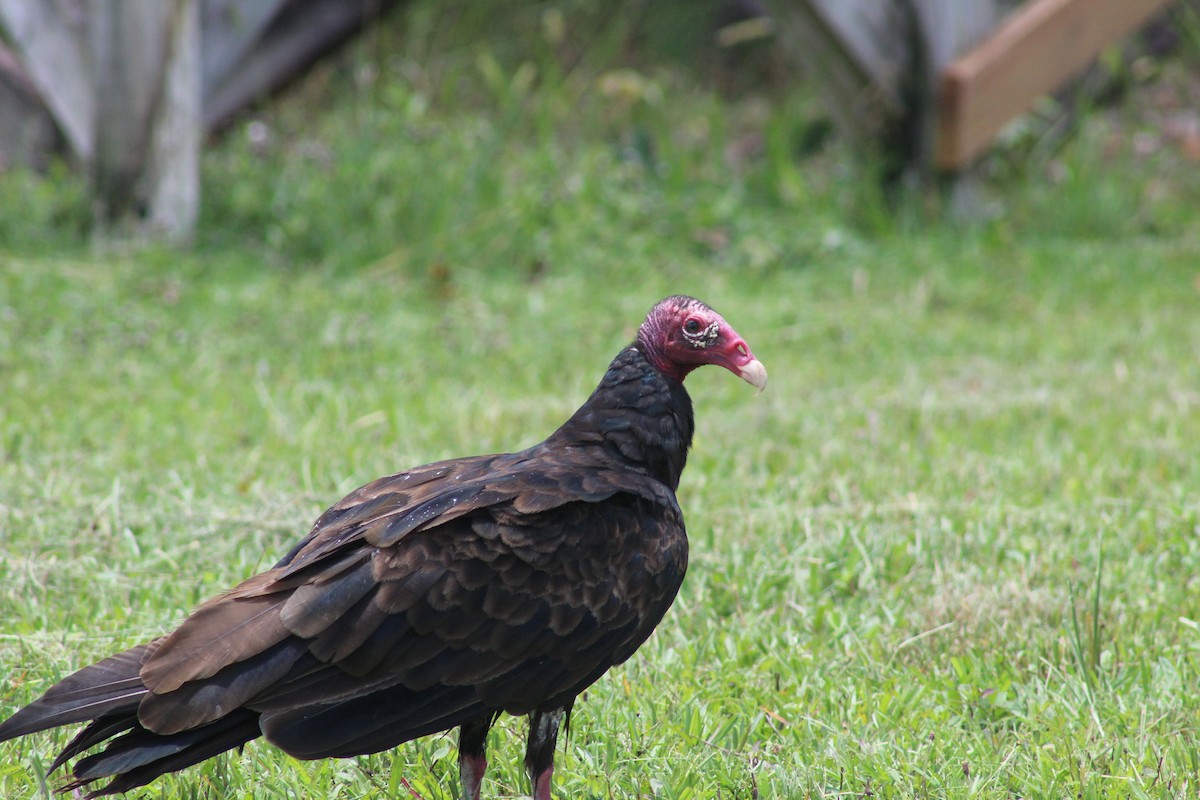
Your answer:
(0, 0), (397, 241)
(0, 0), (1176, 238)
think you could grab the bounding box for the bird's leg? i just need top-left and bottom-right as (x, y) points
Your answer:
(525, 708), (562, 800)
(458, 717), (492, 800)
(525, 703), (572, 800)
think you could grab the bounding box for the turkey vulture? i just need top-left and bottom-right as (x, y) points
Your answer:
(0, 295), (766, 799)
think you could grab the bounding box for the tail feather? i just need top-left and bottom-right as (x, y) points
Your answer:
(0, 645), (152, 742)
(1, 639), (263, 797)
(71, 708), (259, 783)
(65, 709), (261, 798)
(48, 714), (138, 773)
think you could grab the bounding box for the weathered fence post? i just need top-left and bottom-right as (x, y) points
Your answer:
(765, 0), (1000, 181)
(766, 0), (1171, 183)
(0, 0), (94, 162)
(88, 0), (199, 241)
(0, 41), (59, 169)
(0, 0), (398, 242)
(148, 0), (201, 239)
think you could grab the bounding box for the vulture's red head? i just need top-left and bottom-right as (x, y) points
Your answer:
(636, 295), (768, 391)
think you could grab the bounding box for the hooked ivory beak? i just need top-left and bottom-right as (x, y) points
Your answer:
(738, 358), (768, 393)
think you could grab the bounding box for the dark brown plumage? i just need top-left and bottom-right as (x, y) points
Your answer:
(0, 295), (766, 799)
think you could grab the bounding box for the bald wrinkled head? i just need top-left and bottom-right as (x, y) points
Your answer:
(635, 295), (767, 391)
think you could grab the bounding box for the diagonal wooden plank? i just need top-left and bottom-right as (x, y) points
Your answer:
(936, 0), (1172, 170)
(203, 0), (400, 130)
(767, 0), (998, 171)
(0, 0), (93, 160)
(200, 0), (288, 97)
(765, 0), (911, 149)
(0, 39), (59, 168)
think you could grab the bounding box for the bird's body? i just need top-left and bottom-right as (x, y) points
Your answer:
(0, 296), (765, 798)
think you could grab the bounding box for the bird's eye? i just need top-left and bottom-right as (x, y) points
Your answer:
(683, 319), (702, 334)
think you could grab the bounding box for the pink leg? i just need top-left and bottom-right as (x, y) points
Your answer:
(531, 763), (555, 800)
(525, 705), (572, 800)
(459, 717), (492, 800)
(459, 751), (487, 800)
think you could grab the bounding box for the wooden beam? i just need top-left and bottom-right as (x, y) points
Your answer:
(767, 0), (1000, 173)
(909, 0), (1000, 172)
(88, 0), (200, 240)
(204, 0), (400, 131)
(0, 39), (59, 169)
(914, 0), (1000, 75)
(146, 0), (201, 241)
(766, 0), (910, 149)
(0, 0), (397, 169)
(200, 0), (288, 98)
(936, 0), (1171, 170)
(0, 0), (93, 160)
(89, 0), (173, 222)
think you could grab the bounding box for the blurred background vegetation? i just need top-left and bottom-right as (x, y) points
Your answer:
(1, 0), (1198, 261)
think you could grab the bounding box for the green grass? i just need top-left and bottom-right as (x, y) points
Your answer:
(2, 2), (1200, 798)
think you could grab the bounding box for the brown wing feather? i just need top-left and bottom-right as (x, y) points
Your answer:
(250, 491), (684, 758)
(122, 455), (684, 759)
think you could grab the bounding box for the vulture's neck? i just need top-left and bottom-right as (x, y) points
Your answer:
(543, 347), (695, 491)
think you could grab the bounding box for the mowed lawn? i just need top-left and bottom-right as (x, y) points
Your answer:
(2, 7), (1200, 798)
